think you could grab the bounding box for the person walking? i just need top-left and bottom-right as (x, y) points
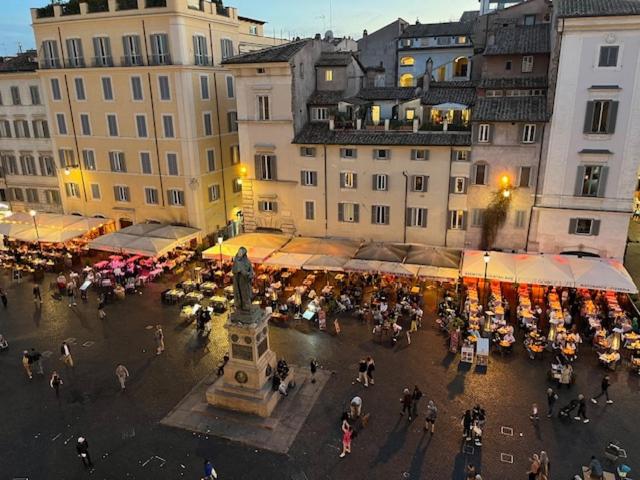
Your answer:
(50, 371), (63, 398)
(539, 451), (550, 480)
(462, 410), (473, 441)
(529, 403), (540, 422)
(76, 437), (93, 469)
(60, 341), (74, 368)
(591, 375), (613, 405)
(67, 280), (77, 307)
(0, 288), (8, 308)
(575, 394), (589, 423)
(203, 459), (218, 479)
(154, 325), (164, 355)
(527, 453), (541, 480)
(400, 388), (413, 421)
(339, 422), (352, 458)
(309, 358), (318, 384)
(424, 400), (438, 433)
(115, 364), (130, 390)
(349, 396), (362, 419)
(334, 318), (341, 335)
(366, 356), (375, 385)
(355, 358), (368, 387)
(546, 387), (558, 417)
(33, 283), (42, 304)
(412, 385), (423, 417)
(30, 348), (44, 375)
(97, 296), (106, 320)
(22, 350), (33, 379)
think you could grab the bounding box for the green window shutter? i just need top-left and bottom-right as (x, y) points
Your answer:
(352, 173), (358, 189)
(461, 211), (468, 230)
(338, 203), (344, 222)
(372, 174), (377, 190)
(384, 206), (390, 225)
(591, 220), (601, 236)
(339, 172), (345, 188)
(410, 149), (416, 160)
(254, 154), (262, 180)
(300, 171), (305, 185)
(583, 101), (595, 133)
(406, 207), (412, 226)
(574, 166), (586, 196)
(371, 205), (376, 224)
(568, 218), (577, 234)
(449, 177), (455, 193)
(270, 155), (277, 180)
(597, 166), (608, 197)
(607, 101), (619, 133)
(422, 209), (428, 228)
(353, 204), (359, 223)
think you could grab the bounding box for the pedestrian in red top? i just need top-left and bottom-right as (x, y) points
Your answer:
(339, 423), (352, 458)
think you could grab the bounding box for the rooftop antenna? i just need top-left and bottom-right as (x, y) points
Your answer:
(17, 42), (23, 54)
(329, 0), (333, 32)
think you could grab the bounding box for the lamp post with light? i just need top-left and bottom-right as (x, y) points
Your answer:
(483, 251), (491, 309)
(29, 209), (41, 251)
(217, 236), (224, 269)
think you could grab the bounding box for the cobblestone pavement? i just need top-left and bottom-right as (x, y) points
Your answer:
(0, 271), (638, 480)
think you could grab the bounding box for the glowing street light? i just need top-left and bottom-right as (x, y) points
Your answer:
(483, 251), (491, 309)
(29, 209), (41, 247)
(217, 236), (224, 269)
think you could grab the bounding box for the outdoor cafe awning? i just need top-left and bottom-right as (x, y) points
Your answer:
(89, 223), (200, 257)
(264, 252), (314, 269)
(354, 243), (410, 263)
(302, 255), (350, 272)
(344, 259), (383, 273)
(202, 233), (290, 264)
(0, 213), (112, 243)
(280, 237), (361, 257)
(461, 250), (638, 294)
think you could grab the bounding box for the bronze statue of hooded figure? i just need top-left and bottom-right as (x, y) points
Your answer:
(232, 246), (253, 311)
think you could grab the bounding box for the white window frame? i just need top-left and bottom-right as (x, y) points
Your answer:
(454, 150), (469, 161)
(454, 177), (466, 193)
(83, 149), (97, 170)
(168, 188), (185, 207)
(312, 107), (329, 121)
(109, 151), (126, 172)
(521, 55), (534, 73)
(449, 210), (464, 230)
(574, 218), (594, 235)
(131, 76), (144, 101)
(203, 112), (213, 136)
(260, 154), (275, 180)
(259, 200), (276, 212)
(522, 124), (536, 143)
(304, 200), (315, 220)
(257, 95), (271, 121)
(101, 76), (114, 101)
(408, 207), (427, 227)
(478, 124), (490, 143)
(341, 148), (356, 159)
(374, 149), (390, 160)
(90, 183), (101, 200)
(166, 152), (179, 176)
(65, 182), (81, 198)
(374, 174), (388, 191)
(226, 75), (235, 99)
(144, 187), (159, 205)
(596, 44), (621, 69)
(300, 147), (316, 157)
(342, 171), (355, 189)
(135, 114), (148, 138)
(200, 75), (210, 100)
(372, 205), (389, 225)
(74, 77), (86, 101)
(206, 149), (216, 172)
(220, 38), (234, 60)
(341, 202), (357, 223)
(515, 210), (526, 229)
(301, 170), (317, 186)
(162, 114), (175, 138)
(56, 113), (68, 135)
(412, 175), (427, 192)
(114, 185), (130, 202)
(50, 78), (62, 102)
(79, 113), (92, 136)
(158, 75), (171, 101)
(106, 113), (119, 137)
(140, 151), (152, 175)
(208, 184), (221, 202)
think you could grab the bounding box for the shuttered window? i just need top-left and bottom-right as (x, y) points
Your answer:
(304, 201), (315, 220)
(300, 170), (317, 186)
(131, 76), (143, 100)
(407, 207), (427, 227)
(140, 152), (152, 174)
(584, 100), (618, 134)
(371, 205), (390, 225)
(255, 154), (277, 180)
(338, 203), (359, 223)
(568, 218), (600, 236)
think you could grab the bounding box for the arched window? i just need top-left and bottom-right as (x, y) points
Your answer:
(454, 57), (469, 78)
(400, 56), (415, 66)
(399, 73), (414, 87)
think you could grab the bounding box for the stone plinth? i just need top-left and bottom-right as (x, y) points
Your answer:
(206, 308), (290, 417)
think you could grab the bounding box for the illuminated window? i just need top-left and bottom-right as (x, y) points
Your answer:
(454, 57), (469, 77)
(405, 109), (415, 121)
(325, 70), (333, 82)
(400, 56), (415, 66)
(399, 73), (414, 87)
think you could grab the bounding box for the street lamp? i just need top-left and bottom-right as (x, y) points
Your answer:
(483, 251), (491, 309)
(30, 209), (41, 249)
(217, 236), (224, 269)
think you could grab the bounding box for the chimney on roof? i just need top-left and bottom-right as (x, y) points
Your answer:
(363, 29), (368, 37)
(314, 33), (321, 40)
(423, 58), (433, 92)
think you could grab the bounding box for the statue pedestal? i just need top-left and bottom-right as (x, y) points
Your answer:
(206, 308), (289, 417)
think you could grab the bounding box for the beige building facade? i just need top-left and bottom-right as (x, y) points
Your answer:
(31, 0), (281, 232)
(0, 54), (62, 214)
(226, 40), (471, 247)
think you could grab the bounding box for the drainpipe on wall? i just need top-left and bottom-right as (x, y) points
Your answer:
(323, 144), (328, 236)
(445, 146), (454, 248)
(525, 123), (546, 251)
(402, 171), (408, 243)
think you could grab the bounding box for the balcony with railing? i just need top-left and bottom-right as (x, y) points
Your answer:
(64, 58), (86, 68)
(194, 55), (213, 66)
(39, 58), (61, 69)
(147, 54), (172, 66)
(91, 56), (115, 67)
(33, 0), (237, 21)
(421, 107), (471, 132)
(121, 55), (145, 67)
